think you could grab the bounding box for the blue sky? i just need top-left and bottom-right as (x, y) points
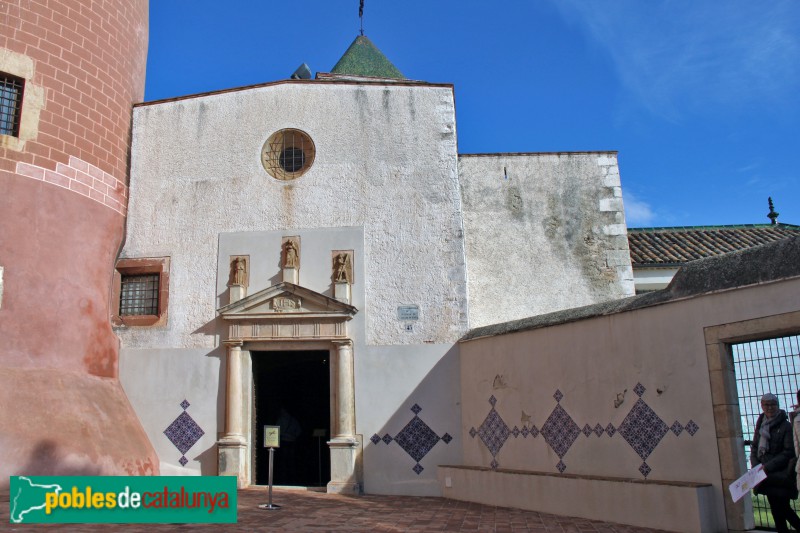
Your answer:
(145, 1), (799, 227)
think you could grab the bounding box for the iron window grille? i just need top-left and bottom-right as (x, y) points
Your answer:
(732, 335), (800, 530)
(119, 273), (160, 316)
(0, 72), (24, 137)
(261, 128), (316, 180)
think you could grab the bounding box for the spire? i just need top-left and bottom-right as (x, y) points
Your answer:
(330, 35), (405, 79)
(767, 197), (779, 225)
(359, 0), (364, 36)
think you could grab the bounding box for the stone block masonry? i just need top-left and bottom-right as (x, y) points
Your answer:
(15, 156), (128, 216)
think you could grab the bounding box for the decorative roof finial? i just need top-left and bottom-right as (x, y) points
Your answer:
(359, 0), (364, 36)
(767, 197), (779, 225)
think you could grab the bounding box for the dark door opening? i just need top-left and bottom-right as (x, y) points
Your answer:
(253, 350), (331, 487)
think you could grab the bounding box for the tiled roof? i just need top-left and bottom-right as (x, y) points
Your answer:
(330, 35), (404, 80)
(628, 224), (800, 266)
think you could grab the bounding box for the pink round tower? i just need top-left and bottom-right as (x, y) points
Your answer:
(0, 0), (157, 484)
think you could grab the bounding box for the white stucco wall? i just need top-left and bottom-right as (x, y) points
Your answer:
(117, 80), (468, 494)
(459, 153), (635, 328)
(119, 80), (468, 349)
(120, 347), (222, 476)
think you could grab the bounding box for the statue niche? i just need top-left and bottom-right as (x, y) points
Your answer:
(229, 256), (248, 287)
(332, 252), (353, 284)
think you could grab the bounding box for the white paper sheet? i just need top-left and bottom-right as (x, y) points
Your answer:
(729, 464), (767, 503)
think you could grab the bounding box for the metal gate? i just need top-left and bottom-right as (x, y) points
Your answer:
(732, 335), (800, 530)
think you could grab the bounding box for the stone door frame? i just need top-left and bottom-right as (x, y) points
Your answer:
(216, 282), (360, 493)
(705, 309), (800, 532)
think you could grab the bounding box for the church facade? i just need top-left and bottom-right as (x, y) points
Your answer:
(116, 36), (634, 494)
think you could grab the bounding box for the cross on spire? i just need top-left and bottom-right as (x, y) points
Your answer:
(359, 0), (364, 36)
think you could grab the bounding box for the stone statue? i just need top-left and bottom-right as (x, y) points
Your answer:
(230, 256), (247, 286)
(283, 239), (299, 268)
(333, 252), (351, 283)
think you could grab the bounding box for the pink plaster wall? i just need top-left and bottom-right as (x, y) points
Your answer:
(0, 0), (157, 486)
(458, 277), (800, 531)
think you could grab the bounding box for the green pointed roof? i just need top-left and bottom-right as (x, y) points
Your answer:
(331, 35), (404, 79)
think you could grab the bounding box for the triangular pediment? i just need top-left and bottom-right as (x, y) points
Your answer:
(218, 282), (357, 320)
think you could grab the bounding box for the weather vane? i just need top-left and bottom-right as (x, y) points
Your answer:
(359, 0), (364, 36)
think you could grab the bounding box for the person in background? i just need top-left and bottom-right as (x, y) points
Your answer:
(751, 393), (800, 532)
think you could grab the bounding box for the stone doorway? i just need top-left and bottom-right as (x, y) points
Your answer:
(252, 350), (331, 487)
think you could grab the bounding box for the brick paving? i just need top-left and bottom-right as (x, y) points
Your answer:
(2, 487), (675, 532)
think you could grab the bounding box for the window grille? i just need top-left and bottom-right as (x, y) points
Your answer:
(261, 129), (315, 180)
(119, 273), (160, 316)
(732, 335), (800, 530)
(0, 72), (24, 137)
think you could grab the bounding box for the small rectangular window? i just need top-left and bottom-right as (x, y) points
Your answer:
(119, 273), (160, 316)
(112, 257), (170, 327)
(0, 72), (24, 137)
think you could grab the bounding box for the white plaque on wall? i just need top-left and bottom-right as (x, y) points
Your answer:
(397, 305), (419, 321)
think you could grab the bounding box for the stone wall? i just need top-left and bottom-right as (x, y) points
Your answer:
(459, 152), (634, 327)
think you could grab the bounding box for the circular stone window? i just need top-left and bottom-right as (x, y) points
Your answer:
(261, 128), (315, 180)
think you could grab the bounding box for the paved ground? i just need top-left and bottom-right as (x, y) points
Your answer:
(2, 487), (674, 532)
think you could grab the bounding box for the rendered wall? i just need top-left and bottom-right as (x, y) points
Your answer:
(0, 0), (157, 485)
(457, 276), (800, 531)
(459, 153), (634, 327)
(121, 81), (468, 348)
(118, 82), (467, 494)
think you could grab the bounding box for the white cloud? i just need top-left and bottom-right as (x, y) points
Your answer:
(550, 0), (800, 119)
(623, 191), (656, 227)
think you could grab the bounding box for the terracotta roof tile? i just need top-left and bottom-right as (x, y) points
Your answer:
(628, 224), (800, 266)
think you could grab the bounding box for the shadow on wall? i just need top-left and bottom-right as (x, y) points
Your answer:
(16, 440), (105, 477)
(362, 344), (462, 494)
(193, 445), (220, 476)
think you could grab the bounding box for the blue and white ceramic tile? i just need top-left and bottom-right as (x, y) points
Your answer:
(163, 400), (204, 466)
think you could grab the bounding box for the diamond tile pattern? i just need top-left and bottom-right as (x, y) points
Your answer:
(541, 404), (580, 458)
(164, 402), (204, 468)
(394, 416), (440, 463)
(618, 398), (669, 461)
(373, 405), (452, 474)
(478, 408), (511, 457)
(164, 411), (204, 455)
(468, 386), (698, 479)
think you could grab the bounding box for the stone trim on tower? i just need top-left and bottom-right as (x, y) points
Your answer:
(15, 156), (128, 216)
